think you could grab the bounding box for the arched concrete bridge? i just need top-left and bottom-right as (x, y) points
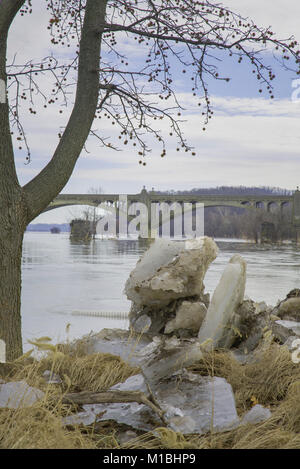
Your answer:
(44, 187), (300, 240)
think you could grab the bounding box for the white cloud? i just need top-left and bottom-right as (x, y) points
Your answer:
(223, 0), (300, 42)
(20, 92), (300, 203)
(6, 1), (300, 224)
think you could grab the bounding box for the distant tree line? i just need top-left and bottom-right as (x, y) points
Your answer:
(157, 186), (295, 241)
(156, 185), (294, 196)
(204, 206), (293, 242)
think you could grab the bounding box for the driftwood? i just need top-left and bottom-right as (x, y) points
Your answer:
(62, 389), (167, 425)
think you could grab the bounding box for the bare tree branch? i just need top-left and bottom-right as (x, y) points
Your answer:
(5, 0), (300, 215)
(23, 0), (108, 221)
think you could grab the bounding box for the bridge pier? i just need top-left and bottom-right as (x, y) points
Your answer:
(292, 189), (300, 245)
(138, 186), (152, 237)
(296, 228), (300, 245)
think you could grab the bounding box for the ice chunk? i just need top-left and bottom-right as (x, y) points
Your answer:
(241, 404), (271, 425)
(0, 380), (44, 409)
(125, 236), (218, 309)
(198, 254), (246, 349)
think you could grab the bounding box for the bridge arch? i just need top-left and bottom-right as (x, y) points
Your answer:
(255, 201), (265, 209)
(44, 190), (295, 239)
(267, 201), (279, 213)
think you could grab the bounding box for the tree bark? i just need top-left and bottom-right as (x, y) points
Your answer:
(0, 225), (25, 361)
(0, 0), (107, 360)
(0, 0), (27, 361)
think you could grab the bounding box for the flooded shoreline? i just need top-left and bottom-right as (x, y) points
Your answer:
(21, 233), (300, 349)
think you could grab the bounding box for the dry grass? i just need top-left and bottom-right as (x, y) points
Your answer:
(2, 338), (139, 394)
(0, 402), (96, 449)
(0, 333), (300, 449)
(188, 332), (300, 413)
(0, 337), (139, 449)
(124, 337), (300, 450)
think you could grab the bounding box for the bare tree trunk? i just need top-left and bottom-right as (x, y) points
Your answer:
(0, 1), (27, 360)
(0, 0), (106, 360)
(0, 225), (25, 361)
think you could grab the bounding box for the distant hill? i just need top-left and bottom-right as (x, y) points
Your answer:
(26, 223), (70, 232)
(157, 186), (294, 196)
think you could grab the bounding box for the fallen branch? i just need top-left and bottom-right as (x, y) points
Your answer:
(62, 389), (167, 425)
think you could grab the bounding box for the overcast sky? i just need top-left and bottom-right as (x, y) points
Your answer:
(7, 1), (300, 223)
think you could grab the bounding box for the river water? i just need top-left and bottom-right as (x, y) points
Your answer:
(21, 233), (300, 351)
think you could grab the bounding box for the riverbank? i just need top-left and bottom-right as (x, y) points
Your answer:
(0, 330), (300, 449)
(2, 236), (299, 449)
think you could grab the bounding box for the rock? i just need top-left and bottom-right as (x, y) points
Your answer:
(236, 331), (263, 355)
(0, 340), (5, 363)
(129, 301), (177, 338)
(271, 320), (299, 344)
(235, 299), (257, 334)
(198, 254), (246, 349)
(235, 299), (271, 353)
(270, 314), (281, 321)
(125, 237), (218, 335)
(125, 237), (218, 307)
(275, 320), (300, 336)
(286, 289), (300, 299)
(283, 336), (300, 352)
(0, 380), (44, 409)
(275, 295), (300, 321)
(241, 404), (271, 425)
(164, 301), (207, 335)
(254, 301), (268, 315)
